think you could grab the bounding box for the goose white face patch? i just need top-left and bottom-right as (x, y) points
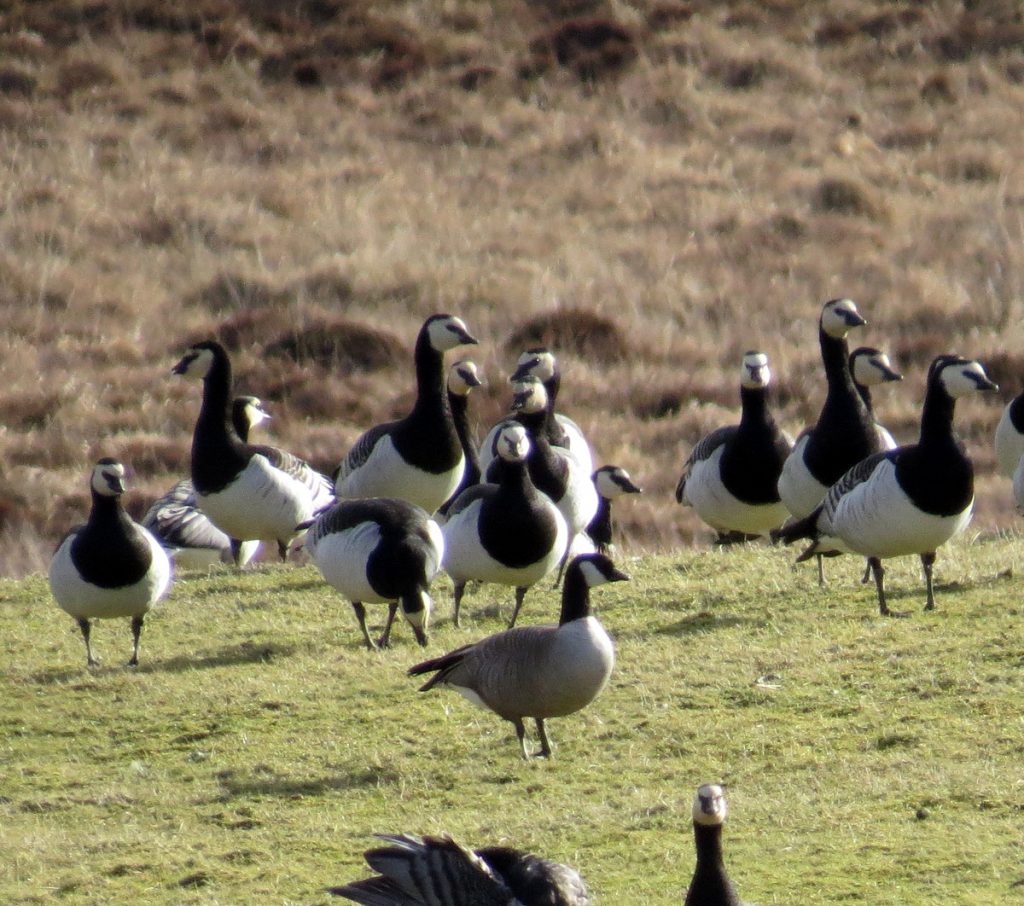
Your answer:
(740, 351), (770, 389)
(853, 351), (897, 387)
(518, 349), (556, 382)
(692, 783), (728, 826)
(429, 315), (474, 352)
(821, 298), (863, 338)
(244, 398), (271, 430)
(177, 346), (215, 380)
(448, 360), (482, 396)
(496, 424), (530, 462)
(941, 360), (995, 398)
(510, 377), (548, 415)
(92, 461), (127, 497)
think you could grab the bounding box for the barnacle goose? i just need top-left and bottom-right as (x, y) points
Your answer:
(437, 359), (485, 517)
(301, 497), (444, 650)
(333, 314), (478, 513)
(684, 784), (742, 906)
(850, 346), (903, 451)
(143, 395), (270, 569)
(329, 832), (590, 905)
(48, 459), (172, 666)
(773, 355), (997, 615)
(173, 340), (334, 561)
(586, 464), (642, 553)
(441, 422), (568, 628)
(479, 347), (593, 475)
(675, 351), (792, 544)
(409, 552), (627, 759)
(994, 388), (1024, 478)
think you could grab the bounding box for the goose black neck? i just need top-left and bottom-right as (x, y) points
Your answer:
(559, 565), (593, 625)
(856, 383), (874, 413)
(587, 495), (612, 546)
(918, 379), (956, 447)
(412, 329), (447, 414)
(543, 370), (561, 405)
(688, 823), (740, 906)
(198, 345), (234, 438)
(89, 490), (128, 527)
(818, 328), (871, 427)
(449, 392), (481, 483)
(738, 385), (773, 431)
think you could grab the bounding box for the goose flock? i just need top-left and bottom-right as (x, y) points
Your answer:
(42, 299), (1009, 903)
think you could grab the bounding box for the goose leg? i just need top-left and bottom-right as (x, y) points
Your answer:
(921, 552), (937, 611)
(508, 586), (527, 629)
(535, 718), (553, 758)
(871, 557), (909, 618)
(377, 603), (399, 649)
(352, 602), (377, 650)
(511, 717), (529, 759)
(78, 617), (98, 667)
(230, 538), (243, 567)
(452, 582), (466, 628)
(128, 615), (144, 667)
(861, 558), (872, 584)
(816, 554), (826, 587)
(277, 540), (289, 562)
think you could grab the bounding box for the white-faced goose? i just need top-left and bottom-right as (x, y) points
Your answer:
(850, 346), (903, 451)
(409, 552), (628, 759)
(142, 395), (270, 569)
(329, 832), (590, 905)
(684, 784), (742, 906)
(302, 497), (444, 650)
(437, 359), (485, 517)
(774, 355), (997, 615)
(173, 341), (334, 562)
(676, 351), (792, 544)
(333, 314), (478, 513)
(48, 459), (172, 666)
(586, 464), (642, 554)
(441, 423), (568, 628)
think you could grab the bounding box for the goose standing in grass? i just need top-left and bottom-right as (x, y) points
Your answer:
(301, 498), (444, 650)
(479, 347), (593, 475)
(143, 395), (271, 569)
(850, 346), (903, 451)
(409, 552), (627, 759)
(684, 783), (742, 906)
(994, 386), (1024, 478)
(777, 298), (878, 583)
(675, 351), (792, 544)
(437, 359), (485, 517)
(173, 340), (334, 562)
(329, 832), (590, 905)
(586, 464), (642, 554)
(49, 459), (172, 667)
(441, 423), (567, 628)
(773, 355), (997, 616)
(333, 314), (478, 513)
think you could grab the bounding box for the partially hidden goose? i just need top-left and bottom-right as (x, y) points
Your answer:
(441, 422), (568, 628)
(675, 351), (793, 544)
(302, 497), (444, 650)
(49, 458), (172, 666)
(479, 347), (594, 475)
(142, 395), (270, 569)
(408, 552), (628, 759)
(333, 314), (478, 513)
(586, 464), (642, 554)
(994, 386), (1024, 478)
(773, 355), (997, 615)
(329, 832), (590, 905)
(684, 784), (742, 906)
(437, 359), (485, 517)
(173, 340), (334, 561)
(850, 346), (903, 451)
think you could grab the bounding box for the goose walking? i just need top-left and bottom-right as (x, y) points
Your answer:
(49, 459), (172, 666)
(173, 341), (334, 561)
(850, 346), (903, 451)
(333, 314), (478, 513)
(437, 359), (485, 517)
(773, 355), (997, 615)
(329, 833), (590, 905)
(586, 464), (642, 554)
(684, 784), (743, 906)
(409, 552), (628, 759)
(302, 498), (444, 650)
(442, 423), (567, 628)
(676, 351), (792, 544)
(142, 395), (271, 569)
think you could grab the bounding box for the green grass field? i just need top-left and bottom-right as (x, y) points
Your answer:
(3, 536), (1024, 905)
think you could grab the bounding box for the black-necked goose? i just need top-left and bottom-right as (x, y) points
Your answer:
(409, 552), (627, 759)
(684, 783), (742, 906)
(676, 351), (793, 544)
(994, 388), (1024, 478)
(441, 423), (568, 628)
(586, 464), (642, 554)
(48, 459), (172, 666)
(773, 355), (997, 615)
(173, 341), (334, 561)
(479, 347), (594, 475)
(333, 314), (478, 513)
(437, 359), (485, 517)
(302, 497), (444, 650)
(329, 832), (590, 905)
(143, 395), (270, 569)
(850, 346), (903, 451)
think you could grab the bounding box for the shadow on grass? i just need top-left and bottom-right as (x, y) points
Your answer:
(210, 766), (401, 801)
(650, 611), (763, 637)
(143, 641), (297, 673)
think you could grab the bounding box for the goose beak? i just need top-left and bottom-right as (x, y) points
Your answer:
(455, 327), (479, 347)
(976, 376), (999, 392)
(608, 567), (630, 583)
(844, 310), (867, 328)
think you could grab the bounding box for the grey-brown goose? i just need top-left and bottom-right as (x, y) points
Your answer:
(408, 552), (628, 758)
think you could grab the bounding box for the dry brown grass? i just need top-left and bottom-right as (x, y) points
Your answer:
(0, 0), (1022, 575)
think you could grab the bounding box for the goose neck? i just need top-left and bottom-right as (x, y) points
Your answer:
(559, 568), (593, 624)
(918, 382), (956, 447)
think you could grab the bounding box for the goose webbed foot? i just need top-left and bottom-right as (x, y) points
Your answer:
(452, 582), (466, 628)
(78, 618), (99, 667)
(870, 557), (911, 618)
(534, 718), (553, 759)
(127, 615), (144, 667)
(352, 602), (378, 650)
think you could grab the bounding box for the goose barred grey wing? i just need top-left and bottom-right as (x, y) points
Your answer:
(675, 426), (736, 502)
(334, 423), (393, 484)
(142, 479), (231, 553)
(819, 450), (895, 523)
(252, 444), (334, 506)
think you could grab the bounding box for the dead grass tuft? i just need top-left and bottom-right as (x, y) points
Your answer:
(812, 177), (888, 221)
(189, 273), (287, 313)
(263, 318), (403, 374)
(55, 59), (120, 99)
(525, 18), (638, 82)
(647, 2), (695, 30)
(0, 66), (37, 98)
(504, 309), (627, 363)
(934, 15), (1024, 61)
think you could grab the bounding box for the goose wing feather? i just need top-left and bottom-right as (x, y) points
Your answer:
(336, 423), (394, 483)
(251, 443), (334, 506)
(676, 426), (736, 502)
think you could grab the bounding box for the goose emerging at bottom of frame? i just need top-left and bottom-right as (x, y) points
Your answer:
(684, 783), (744, 906)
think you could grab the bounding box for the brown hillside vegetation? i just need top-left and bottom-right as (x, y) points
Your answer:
(0, 0), (1023, 574)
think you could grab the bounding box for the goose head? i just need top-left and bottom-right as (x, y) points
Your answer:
(494, 423), (531, 464)
(593, 465), (642, 499)
(820, 298), (866, 338)
(572, 552), (630, 587)
(91, 458), (127, 497)
(233, 396), (271, 436)
(692, 783), (728, 827)
(509, 376), (548, 416)
(740, 351), (771, 390)
(424, 314), (478, 352)
(510, 347), (558, 384)
(931, 355), (998, 398)
(401, 589), (431, 647)
(849, 347), (903, 388)
(447, 360), (484, 397)
(172, 340), (223, 380)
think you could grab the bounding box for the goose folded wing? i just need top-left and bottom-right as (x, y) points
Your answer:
(253, 444), (334, 499)
(335, 423), (394, 483)
(820, 450), (895, 520)
(150, 499), (230, 552)
(675, 426), (736, 501)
